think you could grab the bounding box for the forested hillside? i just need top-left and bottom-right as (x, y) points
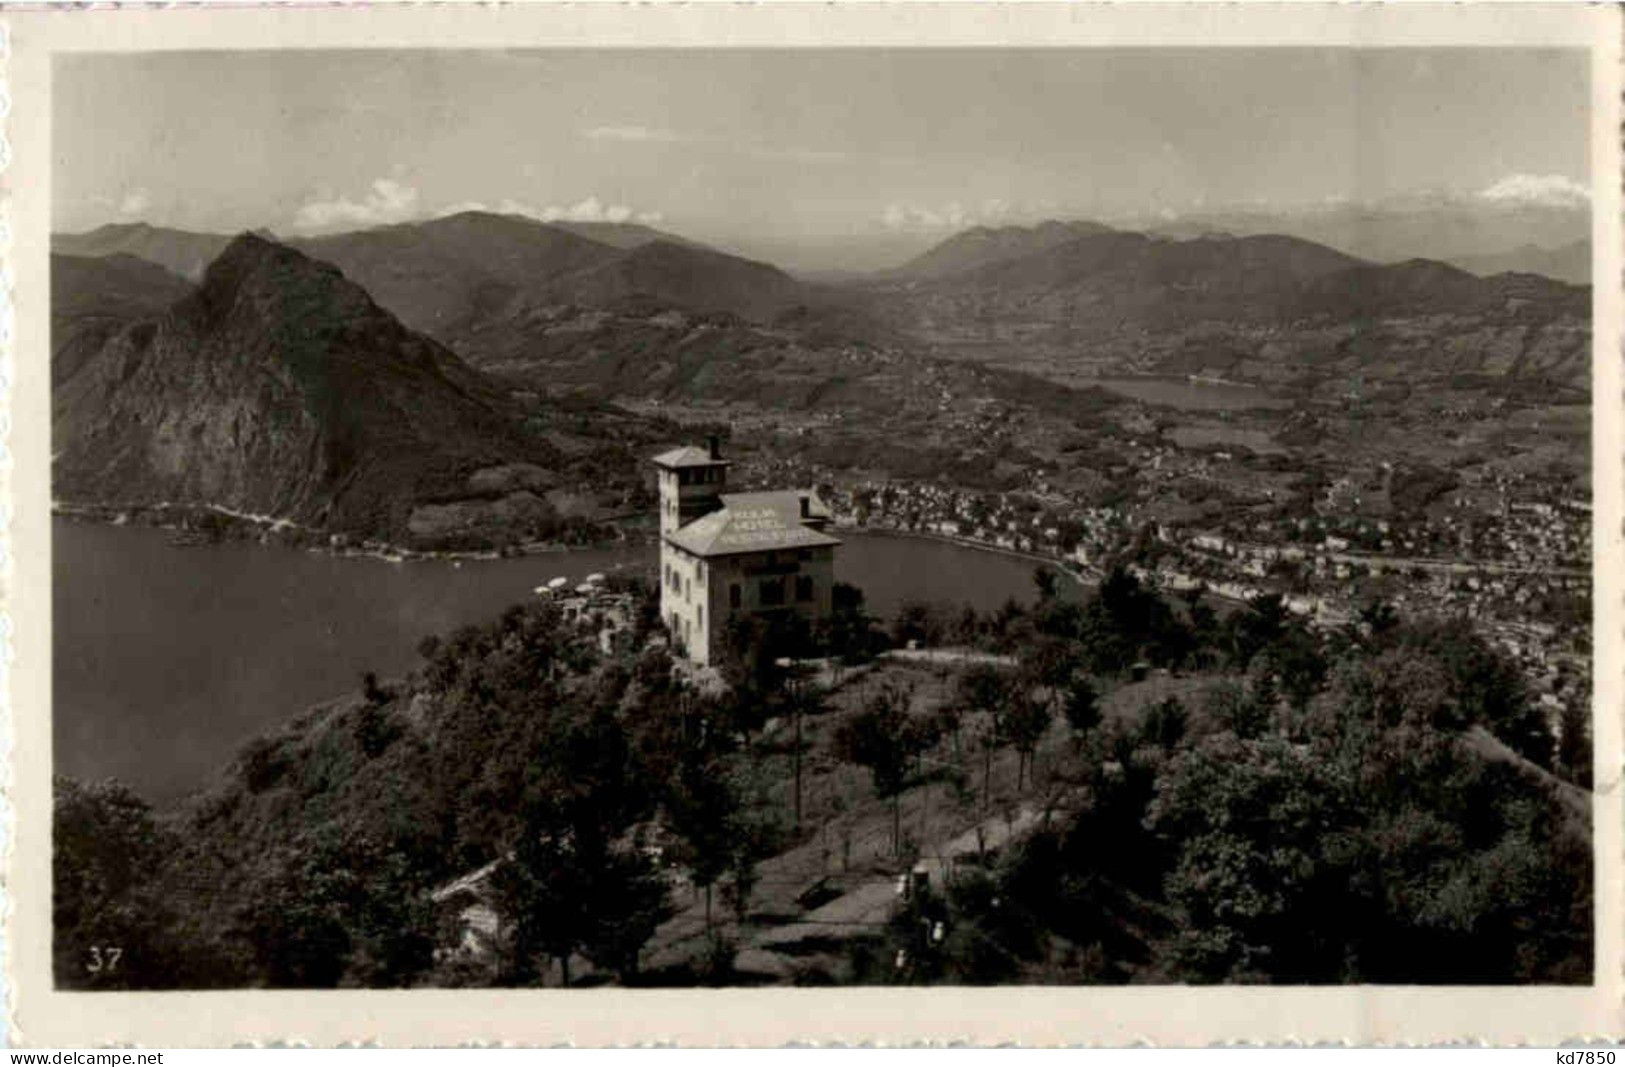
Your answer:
(55, 567), (1590, 988)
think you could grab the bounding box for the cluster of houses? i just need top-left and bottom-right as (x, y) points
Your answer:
(640, 429), (1589, 736)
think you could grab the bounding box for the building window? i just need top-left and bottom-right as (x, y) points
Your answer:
(730, 583), (742, 609)
(796, 575), (814, 602)
(759, 577), (785, 606)
(697, 606), (704, 631)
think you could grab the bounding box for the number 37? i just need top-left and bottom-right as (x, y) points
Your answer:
(86, 945), (122, 973)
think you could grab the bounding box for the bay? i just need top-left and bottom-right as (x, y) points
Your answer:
(53, 519), (1056, 799)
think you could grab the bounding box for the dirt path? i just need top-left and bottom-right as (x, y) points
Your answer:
(752, 802), (1046, 952)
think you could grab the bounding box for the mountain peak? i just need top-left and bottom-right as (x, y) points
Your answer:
(53, 230), (580, 546)
(199, 230), (306, 290)
(193, 232), (372, 334)
(897, 218), (1119, 279)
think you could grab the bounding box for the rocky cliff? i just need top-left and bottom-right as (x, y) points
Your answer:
(53, 233), (645, 547)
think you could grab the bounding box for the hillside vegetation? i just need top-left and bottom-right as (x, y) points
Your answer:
(55, 568), (1590, 988)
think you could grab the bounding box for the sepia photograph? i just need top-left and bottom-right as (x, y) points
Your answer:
(12, 3), (1620, 1044)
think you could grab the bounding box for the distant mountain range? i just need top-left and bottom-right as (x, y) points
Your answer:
(1139, 199), (1591, 285)
(1448, 240), (1590, 287)
(53, 208), (1593, 421)
(894, 220), (1120, 280)
(51, 252), (192, 386)
(887, 226), (1586, 318)
(54, 223), (236, 282)
(54, 214), (807, 337)
(873, 224), (1590, 391)
(52, 234), (660, 547)
(546, 219), (712, 252)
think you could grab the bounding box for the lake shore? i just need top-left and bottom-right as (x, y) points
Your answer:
(54, 516), (1061, 798)
(51, 499), (653, 563)
(840, 523), (1097, 589)
(52, 497), (1096, 584)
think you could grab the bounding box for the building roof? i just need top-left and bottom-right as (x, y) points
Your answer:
(652, 446), (730, 469)
(667, 490), (842, 558)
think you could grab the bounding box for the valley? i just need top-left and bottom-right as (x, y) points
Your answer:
(50, 206), (1594, 990)
(51, 212), (1592, 717)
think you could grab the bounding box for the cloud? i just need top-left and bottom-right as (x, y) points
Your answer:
(438, 196), (664, 227)
(546, 196), (633, 224)
(87, 188), (153, 219)
(1479, 173), (1590, 208)
(880, 199), (1022, 232)
(117, 188), (151, 217)
(440, 197), (541, 219)
(293, 178), (420, 232)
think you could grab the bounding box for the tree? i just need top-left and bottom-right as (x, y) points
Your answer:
(1405, 620), (1552, 765)
(719, 764), (785, 930)
(933, 700), (966, 760)
(718, 614), (784, 729)
(836, 685), (918, 856)
(1356, 598), (1400, 643)
(495, 706), (664, 986)
(1146, 733), (1350, 981)
(784, 664), (825, 829)
(1557, 701), (1591, 789)
(579, 839), (674, 983)
(959, 664), (1012, 806)
(1094, 563), (1189, 666)
(495, 789), (669, 987)
(1139, 696), (1188, 751)
(825, 581), (882, 664)
(492, 798), (597, 986)
(343, 846), (440, 988)
(1062, 677), (1101, 737)
(1032, 565), (1059, 603)
(1183, 586), (1220, 668)
(54, 777), (229, 989)
(1004, 692), (1054, 790)
(1203, 680), (1268, 740)
(362, 670), (389, 705)
(245, 847), (358, 988)
(959, 663), (1010, 718)
(1231, 592), (1289, 669)
(234, 823), (440, 990)
(1022, 634), (1081, 692)
(1267, 627), (1327, 713)
(891, 600), (948, 649)
(952, 605), (984, 647)
(664, 752), (738, 930)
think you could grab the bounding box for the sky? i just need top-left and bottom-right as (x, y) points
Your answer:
(54, 49), (1591, 271)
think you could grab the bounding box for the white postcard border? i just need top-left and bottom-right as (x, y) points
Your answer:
(3, 1), (1620, 1047)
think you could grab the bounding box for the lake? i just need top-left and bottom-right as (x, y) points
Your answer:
(53, 519), (1060, 799)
